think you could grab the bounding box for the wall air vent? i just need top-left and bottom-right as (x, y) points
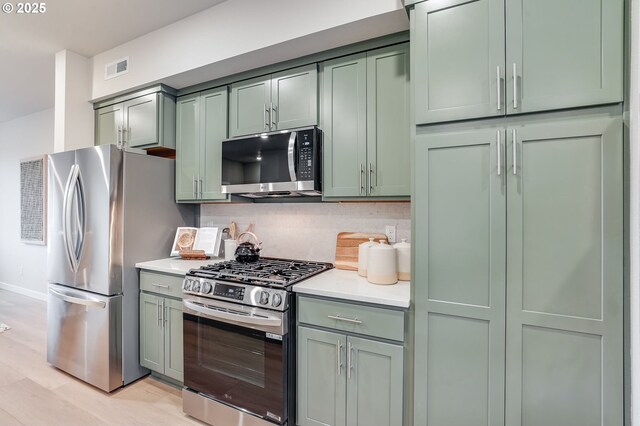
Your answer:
(104, 57), (129, 80)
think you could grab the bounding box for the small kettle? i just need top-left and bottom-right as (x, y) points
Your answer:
(234, 232), (262, 263)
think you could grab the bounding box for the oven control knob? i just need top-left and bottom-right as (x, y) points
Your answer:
(201, 281), (212, 294)
(183, 280), (192, 291)
(259, 291), (270, 305)
(271, 293), (283, 308)
(192, 281), (201, 293)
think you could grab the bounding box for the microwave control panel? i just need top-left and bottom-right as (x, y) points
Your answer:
(297, 130), (315, 181)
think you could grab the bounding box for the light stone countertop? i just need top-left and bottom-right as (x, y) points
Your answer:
(292, 268), (410, 309)
(135, 257), (226, 276)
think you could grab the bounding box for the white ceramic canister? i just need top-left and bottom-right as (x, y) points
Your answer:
(394, 239), (411, 281)
(366, 240), (398, 285)
(358, 237), (377, 277)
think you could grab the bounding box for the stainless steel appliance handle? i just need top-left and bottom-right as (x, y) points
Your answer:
(512, 128), (517, 175)
(347, 341), (353, 379)
(73, 169), (86, 268)
(497, 130), (502, 176)
(496, 65), (502, 111)
(337, 339), (343, 376)
(327, 315), (362, 325)
(512, 63), (518, 109)
(61, 166), (75, 272)
(287, 131), (297, 182)
(184, 300), (282, 327)
(63, 164), (84, 273)
(49, 287), (106, 309)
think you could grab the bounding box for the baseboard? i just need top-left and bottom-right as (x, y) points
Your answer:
(0, 281), (47, 301)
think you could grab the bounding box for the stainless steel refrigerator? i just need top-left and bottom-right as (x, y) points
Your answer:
(46, 144), (194, 392)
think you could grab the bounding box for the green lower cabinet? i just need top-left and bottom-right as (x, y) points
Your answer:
(297, 326), (404, 426)
(414, 112), (623, 425)
(139, 292), (183, 382)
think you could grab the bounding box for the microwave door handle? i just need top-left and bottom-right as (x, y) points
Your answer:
(287, 131), (297, 182)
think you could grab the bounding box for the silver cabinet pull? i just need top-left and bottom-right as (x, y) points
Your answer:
(359, 164), (364, 195)
(497, 130), (502, 176)
(157, 299), (162, 326)
(271, 102), (277, 128)
(347, 342), (353, 379)
(264, 104), (269, 130)
(496, 65), (502, 111)
(164, 304), (168, 325)
(512, 63), (518, 109)
(337, 340), (343, 376)
(199, 176), (203, 198)
(327, 315), (363, 325)
(192, 176), (197, 199)
(117, 126), (122, 149)
(152, 283), (169, 289)
(368, 163), (374, 194)
(512, 128), (517, 175)
(122, 127), (128, 147)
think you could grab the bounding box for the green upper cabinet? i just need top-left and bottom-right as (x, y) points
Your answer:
(140, 292), (164, 373)
(95, 87), (176, 149)
(412, 0), (623, 124)
(175, 87), (229, 203)
(322, 43), (410, 199)
(229, 64), (318, 137)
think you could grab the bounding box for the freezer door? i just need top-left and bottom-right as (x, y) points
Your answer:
(47, 283), (123, 392)
(47, 145), (123, 295)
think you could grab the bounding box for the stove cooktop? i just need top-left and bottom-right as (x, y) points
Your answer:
(186, 257), (334, 288)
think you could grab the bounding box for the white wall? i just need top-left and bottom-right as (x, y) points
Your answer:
(0, 108), (54, 299)
(91, 0), (408, 100)
(200, 202), (411, 263)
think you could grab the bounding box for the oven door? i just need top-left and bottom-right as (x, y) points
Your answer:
(183, 297), (289, 425)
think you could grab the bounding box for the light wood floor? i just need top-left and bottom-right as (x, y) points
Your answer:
(0, 289), (206, 426)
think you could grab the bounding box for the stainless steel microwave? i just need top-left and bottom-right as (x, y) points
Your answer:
(221, 126), (321, 198)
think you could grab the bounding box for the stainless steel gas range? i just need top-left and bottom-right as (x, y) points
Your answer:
(181, 258), (333, 426)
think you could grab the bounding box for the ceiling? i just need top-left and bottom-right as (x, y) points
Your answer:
(0, 0), (227, 124)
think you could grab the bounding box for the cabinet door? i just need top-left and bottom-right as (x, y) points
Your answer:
(139, 293), (164, 373)
(297, 326), (347, 426)
(345, 336), (403, 426)
(505, 117), (623, 426)
(95, 103), (123, 146)
(123, 93), (158, 148)
(163, 298), (183, 382)
(200, 87), (229, 201)
(321, 53), (367, 198)
(414, 128), (506, 426)
(175, 94), (200, 201)
(229, 76), (271, 137)
(271, 64), (318, 130)
(366, 44), (410, 197)
(413, 0), (505, 124)
(506, 0), (623, 114)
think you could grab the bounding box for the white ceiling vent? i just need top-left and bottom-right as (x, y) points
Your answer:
(104, 57), (129, 80)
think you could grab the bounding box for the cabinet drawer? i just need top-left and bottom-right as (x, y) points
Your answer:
(298, 296), (405, 342)
(140, 271), (184, 298)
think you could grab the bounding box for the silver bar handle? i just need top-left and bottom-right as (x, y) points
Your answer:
(337, 340), (343, 376)
(157, 298), (161, 326)
(184, 300), (282, 326)
(347, 342), (353, 379)
(264, 104), (270, 130)
(327, 314), (363, 325)
(512, 63), (518, 109)
(152, 283), (170, 289)
(496, 66), (502, 111)
(116, 126), (122, 149)
(164, 302), (168, 326)
(359, 164), (364, 195)
(193, 176), (197, 199)
(122, 127), (128, 147)
(512, 128), (517, 175)
(368, 163), (374, 193)
(49, 287), (106, 309)
(271, 102), (277, 128)
(198, 176), (203, 198)
(497, 130), (502, 176)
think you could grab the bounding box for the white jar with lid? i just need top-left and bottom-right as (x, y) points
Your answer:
(358, 237), (376, 277)
(366, 240), (398, 285)
(394, 239), (411, 281)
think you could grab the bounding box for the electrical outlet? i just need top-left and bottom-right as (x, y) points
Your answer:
(385, 225), (397, 243)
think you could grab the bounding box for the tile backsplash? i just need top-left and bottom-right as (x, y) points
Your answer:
(200, 202), (411, 263)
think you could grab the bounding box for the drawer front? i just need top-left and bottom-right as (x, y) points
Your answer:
(298, 296), (405, 342)
(140, 270), (184, 298)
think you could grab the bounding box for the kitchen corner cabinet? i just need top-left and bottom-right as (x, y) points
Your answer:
(413, 113), (623, 425)
(95, 88), (176, 149)
(321, 43), (410, 199)
(175, 86), (229, 202)
(229, 63), (318, 137)
(412, 0), (623, 124)
(297, 296), (405, 426)
(139, 271), (184, 382)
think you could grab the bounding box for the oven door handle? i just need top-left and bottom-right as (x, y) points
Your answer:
(183, 300), (282, 327)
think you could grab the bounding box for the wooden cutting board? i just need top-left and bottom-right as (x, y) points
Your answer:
(335, 232), (388, 271)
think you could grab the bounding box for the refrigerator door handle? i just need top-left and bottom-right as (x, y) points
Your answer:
(62, 164), (86, 273)
(49, 287), (106, 309)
